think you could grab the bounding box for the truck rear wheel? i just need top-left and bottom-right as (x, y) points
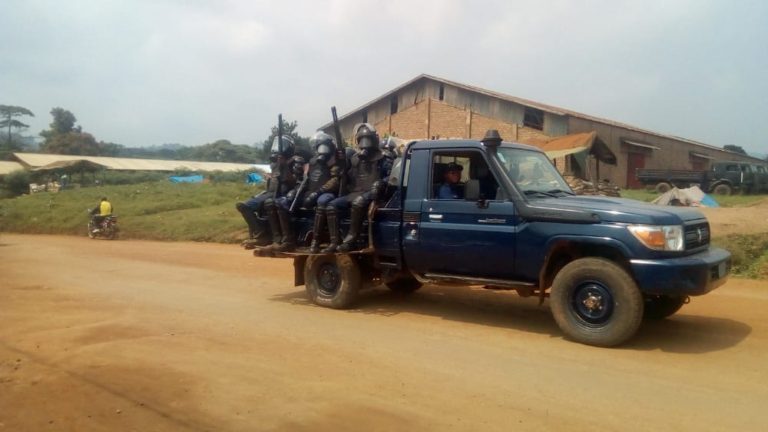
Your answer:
(655, 182), (671, 194)
(304, 254), (360, 309)
(643, 295), (686, 320)
(550, 258), (643, 347)
(712, 184), (732, 196)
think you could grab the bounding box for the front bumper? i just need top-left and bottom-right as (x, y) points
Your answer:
(630, 247), (731, 296)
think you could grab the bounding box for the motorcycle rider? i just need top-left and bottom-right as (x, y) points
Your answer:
(90, 197), (113, 232)
(322, 123), (391, 253)
(236, 135), (296, 248)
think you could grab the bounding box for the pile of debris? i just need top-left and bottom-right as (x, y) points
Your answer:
(563, 175), (621, 197)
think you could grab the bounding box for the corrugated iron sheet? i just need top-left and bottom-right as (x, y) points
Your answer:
(12, 153), (270, 173)
(0, 161), (24, 175)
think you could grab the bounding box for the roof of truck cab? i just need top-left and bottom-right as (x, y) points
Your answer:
(409, 139), (542, 152)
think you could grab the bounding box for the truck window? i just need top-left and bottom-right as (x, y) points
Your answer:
(430, 151), (500, 200)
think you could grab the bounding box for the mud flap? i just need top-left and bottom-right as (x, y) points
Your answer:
(294, 256), (307, 286)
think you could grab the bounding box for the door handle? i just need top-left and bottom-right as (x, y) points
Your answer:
(428, 214), (443, 220)
(478, 218), (506, 224)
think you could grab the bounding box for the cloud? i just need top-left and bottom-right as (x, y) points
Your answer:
(1, 0), (766, 153)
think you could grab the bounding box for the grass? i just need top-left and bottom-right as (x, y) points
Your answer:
(0, 181), (261, 243)
(2, 182), (766, 279)
(621, 189), (768, 207)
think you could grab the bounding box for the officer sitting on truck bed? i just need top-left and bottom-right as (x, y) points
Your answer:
(321, 123), (392, 253)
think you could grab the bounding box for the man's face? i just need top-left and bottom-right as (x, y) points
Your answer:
(445, 169), (461, 184)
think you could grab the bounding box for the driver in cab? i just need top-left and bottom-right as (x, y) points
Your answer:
(438, 162), (464, 199)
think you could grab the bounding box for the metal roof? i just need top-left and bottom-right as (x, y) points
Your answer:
(0, 161), (24, 175)
(12, 153), (269, 173)
(321, 74), (762, 161)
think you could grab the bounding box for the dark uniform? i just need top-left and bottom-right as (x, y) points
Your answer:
(236, 135), (295, 247)
(323, 123), (392, 253)
(263, 132), (343, 253)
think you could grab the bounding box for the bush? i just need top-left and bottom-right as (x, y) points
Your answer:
(0, 169), (32, 197)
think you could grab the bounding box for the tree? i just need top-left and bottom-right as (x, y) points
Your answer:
(724, 144), (747, 155)
(41, 132), (101, 155)
(39, 108), (105, 155)
(0, 104), (34, 150)
(257, 117), (311, 162)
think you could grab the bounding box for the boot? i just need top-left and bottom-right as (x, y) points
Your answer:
(321, 209), (340, 254)
(309, 208), (326, 254)
(274, 208), (296, 252)
(262, 204), (283, 253)
(337, 205), (365, 253)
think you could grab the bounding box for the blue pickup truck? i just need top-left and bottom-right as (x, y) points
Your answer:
(257, 131), (731, 347)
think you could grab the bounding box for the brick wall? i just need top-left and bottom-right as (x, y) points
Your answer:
(374, 99), (532, 142)
(390, 101), (428, 138)
(429, 100), (467, 138)
(468, 111), (518, 141)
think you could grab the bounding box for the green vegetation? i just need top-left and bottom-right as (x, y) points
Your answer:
(1, 182), (766, 279)
(0, 181), (261, 243)
(621, 189), (768, 207)
(713, 234), (768, 279)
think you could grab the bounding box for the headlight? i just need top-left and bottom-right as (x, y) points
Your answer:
(627, 225), (684, 251)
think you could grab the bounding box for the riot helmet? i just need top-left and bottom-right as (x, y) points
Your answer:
(289, 155), (306, 176)
(270, 135), (295, 162)
(354, 123), (379, 159)
(310, 131), (337, 163)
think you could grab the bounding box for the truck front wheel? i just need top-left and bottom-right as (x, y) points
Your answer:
(655, 182), (671, 194)
(304, 254), (360, 309)
(550, 258), (643, 347)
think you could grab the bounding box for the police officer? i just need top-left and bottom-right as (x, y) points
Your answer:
(322, 123), (391, 253)
(303, 132), (343, 253)
(236, 135), (295, 248)
(262, 155), (306, 252)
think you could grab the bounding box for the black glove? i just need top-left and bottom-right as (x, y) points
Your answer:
(370, 181), (384, 199)
(305, 191), (319, 204)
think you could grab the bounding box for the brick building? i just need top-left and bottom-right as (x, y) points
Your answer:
(320, 74), (763, 188)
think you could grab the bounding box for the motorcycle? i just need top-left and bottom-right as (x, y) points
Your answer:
(88, 214), (119, 240)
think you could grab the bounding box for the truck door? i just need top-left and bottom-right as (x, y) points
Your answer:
(403, 149), (520, 280)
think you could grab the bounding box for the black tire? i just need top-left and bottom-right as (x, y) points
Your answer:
(643, 295), (686, 320)
(385, 275), (422, 294)
(712, 183), (732, 196)
(87, 222), (95, 239)
(550, 258), (643, 347)
(304, 254), (360, 309)
(655, 182), (671, 194)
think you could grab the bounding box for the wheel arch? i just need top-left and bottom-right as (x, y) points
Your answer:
(539, 237), (632, 292)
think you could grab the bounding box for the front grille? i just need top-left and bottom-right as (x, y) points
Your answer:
(685, 223), (710, 250)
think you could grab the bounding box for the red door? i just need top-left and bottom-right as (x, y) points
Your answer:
(626, 153), (645, 189)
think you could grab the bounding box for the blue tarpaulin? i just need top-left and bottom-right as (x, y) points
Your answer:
(169, 175), (204, 183)
(246, 173), (263, 184)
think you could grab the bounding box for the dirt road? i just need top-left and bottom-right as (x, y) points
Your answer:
(1, 234), (767, 431)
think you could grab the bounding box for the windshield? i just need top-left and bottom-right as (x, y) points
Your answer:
(495, 147), (572, 196)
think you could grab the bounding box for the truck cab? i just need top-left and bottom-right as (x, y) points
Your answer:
(286, 133), (731, 347)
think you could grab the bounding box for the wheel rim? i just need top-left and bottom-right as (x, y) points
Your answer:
(317, 262), (341, 296)
(570, 281), (614, 325)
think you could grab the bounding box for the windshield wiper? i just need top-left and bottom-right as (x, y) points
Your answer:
(546, 189), (575, 196)
(523, 190), (560, 198)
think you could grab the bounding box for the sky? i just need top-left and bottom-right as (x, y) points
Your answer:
(2, 0), (767, 156)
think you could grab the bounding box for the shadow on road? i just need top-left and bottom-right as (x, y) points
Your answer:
(626, 315), (752, 353)
(272, 285), (751, 353)
(274, 285), (570, 341)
